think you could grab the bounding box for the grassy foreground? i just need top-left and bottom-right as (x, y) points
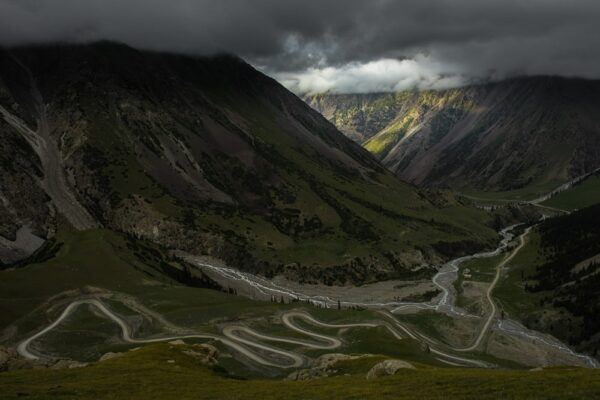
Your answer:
(2, 343), (599, 400)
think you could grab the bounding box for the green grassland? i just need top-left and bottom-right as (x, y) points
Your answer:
(463, 181), (562, 202)
(494, 231), (547, 320)
(0, 228), (290, 340)
(452, 254), (506, 314)
(541, 174), (600, 211)
(0, 227), (462, 373)
(2, 343), (599, 400)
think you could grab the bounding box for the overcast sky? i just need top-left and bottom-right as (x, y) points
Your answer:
(1, 0), (599, 93)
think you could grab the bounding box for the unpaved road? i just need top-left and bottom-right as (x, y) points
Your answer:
(18, 298), (488, 369)
(18, 299), (303, 368)
(459, 167), (600, 214)
(457, 227), (531, 352)
(185, 224), (598, 368)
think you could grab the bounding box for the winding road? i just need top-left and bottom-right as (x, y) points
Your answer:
(459, 167), (600, 215)
(184, 224), (598, 368)
(17, 298), (490, 369)
(19, 299), (305, 368)
(457, 227), (531, 352)
(18, 222), (597, 369)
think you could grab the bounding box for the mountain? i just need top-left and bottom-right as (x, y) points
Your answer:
(0, 42), (501, 285)
(304, 78), (600, 193)
(497, 203), (600, 355)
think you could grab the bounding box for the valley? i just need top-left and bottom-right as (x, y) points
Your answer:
(4, 213), (595, 378)
(305, 78), (600, 194)
(1, 42), (600, 399)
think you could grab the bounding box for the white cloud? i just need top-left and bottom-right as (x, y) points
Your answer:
(273, 55), (469, 94)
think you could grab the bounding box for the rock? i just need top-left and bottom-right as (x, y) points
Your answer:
(287, 368), (329, 381)
(366, 359), (415, 380)
(313, 353), (362, 369)
(99, 352), (123, 362)
(50, 359), (88, 370)
(286, 353), (368, 381)
(181, 344), (219, 366)
(167, 359), (175, 364)
(0, 346), (34, 372)
(529, 367), (544, 372)
(169, 340), (186, 346)
(0, 347), (12, 371)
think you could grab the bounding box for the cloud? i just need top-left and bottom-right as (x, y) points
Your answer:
(275, 56), (469, 94)
(1, 0), (599, 93)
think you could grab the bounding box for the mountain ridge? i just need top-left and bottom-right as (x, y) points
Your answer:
(0, 42), (501, 285)
(304, 76), (600, 192)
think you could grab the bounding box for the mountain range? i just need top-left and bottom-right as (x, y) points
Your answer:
(305, 77), (600, 193)
(0, 42), (501, 285)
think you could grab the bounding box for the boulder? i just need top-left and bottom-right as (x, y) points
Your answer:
(99, 352), (124, 362)
(50, 359), (88, 369)
(0, 346), (34, 371)
(0, 346), (12, 370)
(181, 344), (219, 366)
(366, 359), (415, 380)
(286, 353), (368, 381)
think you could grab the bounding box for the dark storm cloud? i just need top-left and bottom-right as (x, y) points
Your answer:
(1, 0), (599, 93)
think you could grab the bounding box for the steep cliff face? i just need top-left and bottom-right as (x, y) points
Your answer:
(0, 43), (498, 283)
(303, 92), (406, 143)
(306, 78), (600, 192)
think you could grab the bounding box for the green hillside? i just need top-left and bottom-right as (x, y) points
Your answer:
(2, 343), (599, 400)
(492, 204), (600, 356)
(542, 173), (600, 210)
(0, 43), (504, 286)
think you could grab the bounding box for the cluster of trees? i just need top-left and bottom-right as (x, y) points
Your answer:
(529, 203), (600, 291)
(525, 203), (600, 344)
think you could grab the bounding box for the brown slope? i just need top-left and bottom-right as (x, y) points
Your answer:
(309, 78), (600, 193)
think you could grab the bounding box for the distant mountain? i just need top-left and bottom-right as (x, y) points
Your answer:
(0, 42), (500, 285)
(304, 78), (600, 193)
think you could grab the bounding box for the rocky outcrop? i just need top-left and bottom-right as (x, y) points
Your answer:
(182, 344), (219, 365)
(0, 346), (86, 372)
(308, 78), (600, 192)
(49, 359), (88, 369)
(286, 353), (368, 381)
(0, 346), (33, 371)
(99, 352), (123, 362)
(176, 342), (219, 366)
(365, 359), (415, 380)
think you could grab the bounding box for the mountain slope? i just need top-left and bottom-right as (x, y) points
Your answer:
(0, 42), (500, 285)
(495, 203), (600, 355)
(305, 78), (600, 193)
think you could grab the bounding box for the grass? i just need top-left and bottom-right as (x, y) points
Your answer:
(2, 343), (599, 400)
(463, 181), (562, 202)
(0, 229), (155, 330)
(458, 254), (505, 284)
(0, 228), (455, 371)
(493, 231), (548, 320)
(541, 175), (600, 211)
